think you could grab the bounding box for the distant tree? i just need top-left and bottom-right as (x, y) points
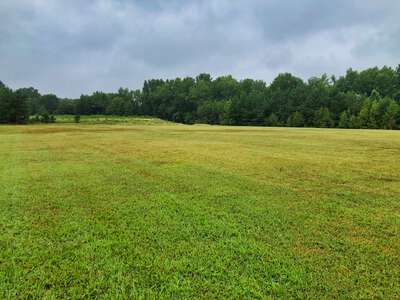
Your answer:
(395, 64), (400, 101)
(287, 111), (305, 127)
(383, 99), (399, 129)
(211, 76), (239, 101)
(369, 89), (381, 101)
(368, 100), (380, 129)
(117, 87), (136, 115)
(13, 89), (30, 124)
(348, 115), (361, 129)
(304, 75), (332, 125)
(15, 87), (40, 115)
(197, 100), (223, 124)
(0, 85), (16, 123)
(39, 111), (50, 123)
(336, 68), (359, 93)
(77, 92), (110, 115)
(106, 97), (126, 115)
(338, 111), (350, 128)
(39, 94), (59, 114)
(219, 100), (233, 125)
(191, 80), (212, 104)
(359, 99), (375, 128)
(358, 97), (382, 129)
(57, 99), (76, 114)
(183, 112), (195, 124)
(314, 107), (334, 128)
(141, 79), (165, 115)
(196, 73), (212, 82)
(74, 114), (81, 123)
(269, 73), (306, 123)
(341, 91), (364, 116)
(0, 84), (29, 124)
(265, 113), (280, 127)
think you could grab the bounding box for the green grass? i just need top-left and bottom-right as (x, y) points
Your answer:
(0, 121), (399, 298)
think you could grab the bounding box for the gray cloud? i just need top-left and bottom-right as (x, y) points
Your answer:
(0, 0), (399, 97)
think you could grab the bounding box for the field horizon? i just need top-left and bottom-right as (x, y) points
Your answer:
(1, 120), (399, 298)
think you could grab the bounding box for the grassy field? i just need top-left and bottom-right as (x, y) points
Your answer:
(0, 121), (399, 299)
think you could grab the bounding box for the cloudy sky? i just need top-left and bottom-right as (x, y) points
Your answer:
(1, 0), (399, 98)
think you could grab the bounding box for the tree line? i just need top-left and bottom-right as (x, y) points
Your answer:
(1, 65), (400, 129)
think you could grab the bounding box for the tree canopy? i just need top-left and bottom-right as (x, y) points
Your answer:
(1, 65), (400, 128)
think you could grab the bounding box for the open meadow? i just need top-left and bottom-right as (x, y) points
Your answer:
(0, 120), (399, 298)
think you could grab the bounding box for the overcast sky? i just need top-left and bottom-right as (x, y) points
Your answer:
(1, 0), (399, 98)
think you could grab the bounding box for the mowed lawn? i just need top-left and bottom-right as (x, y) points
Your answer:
(0, 123), (399, 299)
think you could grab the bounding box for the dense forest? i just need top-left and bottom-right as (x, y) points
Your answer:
(1, 65), (400, 129)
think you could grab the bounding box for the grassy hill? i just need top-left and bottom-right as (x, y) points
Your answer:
(0, 122), (399, 298)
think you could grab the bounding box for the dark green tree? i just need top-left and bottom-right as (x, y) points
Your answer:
(287, 111), (305, 127)
(39, 94), (59, 114)
(106, 97), (126, 115)
(348, 115), (360, 129)
(265, 113), (280, 127)
(314, 107), (334, 128)
(0, 84), (29, 124)
(338, 111), (350, 128)
(383, 99), (399, 129)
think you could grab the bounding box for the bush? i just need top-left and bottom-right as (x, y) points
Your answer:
(29, 112), (56, 123)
